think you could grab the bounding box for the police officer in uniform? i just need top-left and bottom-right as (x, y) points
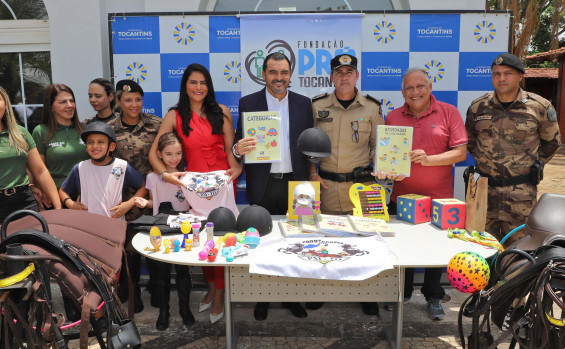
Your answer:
(310, 54), (384, 214)
(309, 54), (384, 315)
(466, 53), (561, 247)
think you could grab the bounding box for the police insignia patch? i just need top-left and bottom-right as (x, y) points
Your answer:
(339, 55), (352, 65)
(123, 84), (131, 92)
(495, 57), (503, 65)
(318, 111), (330, 118)
(548, 108), (557, 122)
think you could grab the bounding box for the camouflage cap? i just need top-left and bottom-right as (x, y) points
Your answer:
(331, 54), (358, 71)
(491, 53), (525, 74)
(116, 79), (144, 96)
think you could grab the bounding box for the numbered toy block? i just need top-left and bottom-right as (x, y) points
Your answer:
(431, 198), (466, 229)
(397, 194), (431, 224)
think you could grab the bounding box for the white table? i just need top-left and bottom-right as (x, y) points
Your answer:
(132, 217), (496, 348)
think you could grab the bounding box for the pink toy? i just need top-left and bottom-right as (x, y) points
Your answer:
(198, 240), (216, 261)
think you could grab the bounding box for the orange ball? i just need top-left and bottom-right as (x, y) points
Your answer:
(224, 232), (237, 247)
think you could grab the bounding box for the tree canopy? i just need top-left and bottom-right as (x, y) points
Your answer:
(487, 0), (565, 59)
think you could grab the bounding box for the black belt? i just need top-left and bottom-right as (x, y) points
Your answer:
(318, 169), (373, 183)
(483, 173), (532, 187)
(319, 170), (354, 182)
(269, 172), (293, 180)
(0, 185), (30, 197)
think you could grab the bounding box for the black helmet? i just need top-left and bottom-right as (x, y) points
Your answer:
(236, 205), (272, 236)
(207, 206), (237, 236)
(297, 127), (331, 163)
(81, 121), (117, 143)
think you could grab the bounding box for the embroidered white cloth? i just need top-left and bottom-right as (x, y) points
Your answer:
(249, 237), (394, 280)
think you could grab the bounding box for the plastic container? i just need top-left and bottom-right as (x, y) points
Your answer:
(206, 222), (214, 241)
(192, 222), (201, 247)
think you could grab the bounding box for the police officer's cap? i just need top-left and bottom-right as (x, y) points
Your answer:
(207, 207), (237, 236)
(491, 53), (525, 74)
(81, 121), (117, 144)
(331, 54), (358, 71)
(297, 127), (332, 163)
(116, 79), (144, 96)
(236, 205), (272, 236)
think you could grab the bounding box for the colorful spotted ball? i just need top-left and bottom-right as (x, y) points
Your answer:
(447, 251), (490, 293)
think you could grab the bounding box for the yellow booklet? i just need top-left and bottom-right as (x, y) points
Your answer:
(374, 125), (413, 176)
(242, 111), (281, 163)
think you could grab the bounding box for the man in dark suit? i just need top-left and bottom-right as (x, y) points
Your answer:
(233, 52), (313, 320)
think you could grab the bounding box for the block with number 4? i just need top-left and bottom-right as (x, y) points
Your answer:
(431, 198), (466, 229)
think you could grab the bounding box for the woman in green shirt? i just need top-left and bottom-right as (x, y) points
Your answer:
(32, 84), (88, 208)
(0, 86), (61, 223)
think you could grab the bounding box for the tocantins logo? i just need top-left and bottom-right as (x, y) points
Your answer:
(424, 60), (445, 83)
(380, 99), (394, 118)
(245, 40), (295, 86)
(125, 62), (147, 84)
(173, 22), (196, 45)
(278, 240), (368, 265)
(374, 21), (396, 44)
(474, 21), (496, 44)
(224, 61), (241, 83)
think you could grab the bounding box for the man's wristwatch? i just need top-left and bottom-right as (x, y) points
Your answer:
(159, 170), (168, 181)
(232, 143), (242, 160)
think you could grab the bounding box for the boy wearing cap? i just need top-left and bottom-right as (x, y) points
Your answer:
(59, 121), (146, 220)
(466, 53), (561, 246)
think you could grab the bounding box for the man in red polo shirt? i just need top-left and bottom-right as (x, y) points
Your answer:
(377, 67), (467, 320)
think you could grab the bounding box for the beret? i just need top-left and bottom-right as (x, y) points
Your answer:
(491, 53), (525, 74)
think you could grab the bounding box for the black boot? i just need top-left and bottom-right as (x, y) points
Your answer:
(130, 254), (144, 313)
(145, 258), (159, 308)
(177, 276), (195, 326)
(155, 281), (170, 331)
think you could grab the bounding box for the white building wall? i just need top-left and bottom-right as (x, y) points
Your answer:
(43, 0), (200, 119)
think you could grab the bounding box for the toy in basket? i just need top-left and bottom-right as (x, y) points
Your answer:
(349, 183), (389, 221)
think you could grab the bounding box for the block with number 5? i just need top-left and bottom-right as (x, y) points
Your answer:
(431, 198), (466, 229)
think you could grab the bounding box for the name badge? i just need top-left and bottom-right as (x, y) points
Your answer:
(474, 115), (492, 122)
(317, 118), (333, 122)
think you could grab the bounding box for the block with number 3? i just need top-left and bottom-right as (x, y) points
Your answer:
(431, 198), (466, 229)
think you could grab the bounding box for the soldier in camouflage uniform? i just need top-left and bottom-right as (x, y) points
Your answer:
(466, 53), (561, 247)
(108, 79), (161, 312)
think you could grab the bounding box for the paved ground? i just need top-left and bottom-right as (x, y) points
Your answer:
(69, 286), (511, 349)
(67, 149), (565, 348)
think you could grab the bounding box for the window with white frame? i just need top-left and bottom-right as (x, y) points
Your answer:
(0, 0), (51, 132)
